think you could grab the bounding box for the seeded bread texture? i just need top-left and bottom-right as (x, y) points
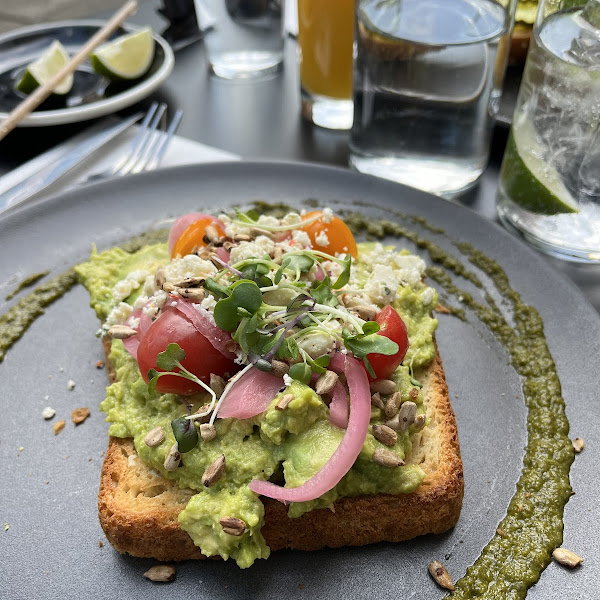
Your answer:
(98, 338), (463, 561)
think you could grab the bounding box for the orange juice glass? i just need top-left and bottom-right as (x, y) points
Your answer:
(297, 0), (355, 129)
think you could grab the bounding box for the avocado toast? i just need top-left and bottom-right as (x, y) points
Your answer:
(76, 208), (463, 568)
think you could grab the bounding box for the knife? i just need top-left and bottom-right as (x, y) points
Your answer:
(0, 112), (143, 215)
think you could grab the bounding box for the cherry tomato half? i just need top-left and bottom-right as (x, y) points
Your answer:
(171, 218), (226, 259)
(367, 305), (409, 380)
(137, 308), (234, 395)
(301, 211), (358, 258)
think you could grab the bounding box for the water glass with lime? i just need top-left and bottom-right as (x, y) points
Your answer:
(497, 0), (600, 262)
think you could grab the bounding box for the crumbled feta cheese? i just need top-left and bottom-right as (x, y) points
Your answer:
(256, 215), (280, 228)
(133, 294), (148, 310)
(364, 265), (398, 305)
(105, 301), (133, 326)
(164, 255), (217, 281)
(127, 454), (137, 467)
(42, 407), (55, 420)
(112, 270), (150, 302)
(321, 260), (343, 280)
(283, 373), (294, 387)
(200, 295), (217, 311)
(129, 317), (140, 329)
(143, 275), (156, 296)
(421, 287), (435, 306)
(67, 380), (76, 391)
(143, 304), (159, 319)
(154, 290), (168, 308)
(229, 237), (275, 264)
(321, 208), (333, 223)
(281, 212), (302, 226)
(291, 230), (312, 247)
(315, 230), (329, 247)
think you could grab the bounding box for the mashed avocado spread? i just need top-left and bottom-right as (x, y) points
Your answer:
(76, 214), (439, 569)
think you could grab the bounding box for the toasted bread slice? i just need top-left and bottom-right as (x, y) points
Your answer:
(98, 340), (463, 561)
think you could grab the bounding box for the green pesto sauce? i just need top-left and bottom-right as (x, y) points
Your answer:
(0, 229), (168, 363)
(343, 212), (574, 600)
(5, 271), (49, 301)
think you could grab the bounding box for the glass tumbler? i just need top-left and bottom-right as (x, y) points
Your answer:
(202, 0), (284, 80)
(350, 0), (517, 197)
(496, 0), (600, 262)
(297, 0), (355, 129)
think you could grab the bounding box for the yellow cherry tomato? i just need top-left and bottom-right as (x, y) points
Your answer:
(301, 211), (358, 258)
(171, 218), (226, 259)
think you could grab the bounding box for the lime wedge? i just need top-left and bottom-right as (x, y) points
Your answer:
(501, 120), (579, 215)
(90, 28), (155, 81)
(16, 40), (73, 95)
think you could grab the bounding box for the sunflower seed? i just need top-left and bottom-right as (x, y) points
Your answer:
(143, 565), (176, 582)
(572, 438), (584, 453)
(413, 413), (426, 430)
(276, 393), (295, 411)
(202, 454), (225, 487)
(154, 267), (166, 290)
(353, 305), (379, 321)
(174, 276), (206, 288)
(108, 324), (138, 339)
(552, 548), (583, 568)
(384, 392), (402, 418)
(200, 423), (217, 442)
(428, 561), (455, 591)
(271, 359), (290, 378)
(398, 401), (417, 432)
(162, 282), (176, 294)
(178, 287), (205, 302)
(144, 426), (165, 448)
(369, 379), (396, 395)
(219, 516), (246, 536)
(164, 443), (181, 471)
(195, 403), (212, 423)
(203, 225), (221, 245)
(372, 424), (397, 447)
(210, 374), (226, 397)
(233, 233), (251, 242)
(373, 448), (405, 468)
(315, 370), (339, 396)
(371, 393), (385, 410)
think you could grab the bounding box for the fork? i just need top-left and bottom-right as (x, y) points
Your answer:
(83, 102), (184, 183)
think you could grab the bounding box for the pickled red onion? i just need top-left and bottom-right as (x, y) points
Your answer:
(248, 353), (370, 503)
(168, 213), (224, 256)
(167, 298), (236, 360)
(122, 308), (152, 360)
(217, 367), (284, 420)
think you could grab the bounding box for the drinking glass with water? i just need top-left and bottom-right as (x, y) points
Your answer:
(497, 0), (600, 262)
(349, 0), (517, 198)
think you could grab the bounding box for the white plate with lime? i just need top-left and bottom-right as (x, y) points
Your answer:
(0, 20), (174, 127)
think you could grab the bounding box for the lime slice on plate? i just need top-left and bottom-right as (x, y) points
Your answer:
(90, 28), (155, 81)
(16, 40), (73, 95)
(501, 119), (579, 215)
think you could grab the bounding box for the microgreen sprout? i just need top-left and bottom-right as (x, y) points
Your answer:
(233, 210), (321, 233)
(147, 345), (216, 401)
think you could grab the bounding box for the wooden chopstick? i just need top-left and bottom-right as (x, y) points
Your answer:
(0, 0), (138, 142)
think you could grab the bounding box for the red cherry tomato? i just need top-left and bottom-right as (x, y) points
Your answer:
(137, 308), (234, 395)
(367, 305), (409, 380)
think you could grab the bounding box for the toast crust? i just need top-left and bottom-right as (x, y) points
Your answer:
(98, 339), (463, 561)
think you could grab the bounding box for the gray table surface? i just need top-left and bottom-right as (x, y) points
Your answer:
(0, 1), (598, 313)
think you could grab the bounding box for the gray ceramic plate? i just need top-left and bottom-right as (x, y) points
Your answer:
(0, 20), (174, 126)
(0, 162), (597, 600)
